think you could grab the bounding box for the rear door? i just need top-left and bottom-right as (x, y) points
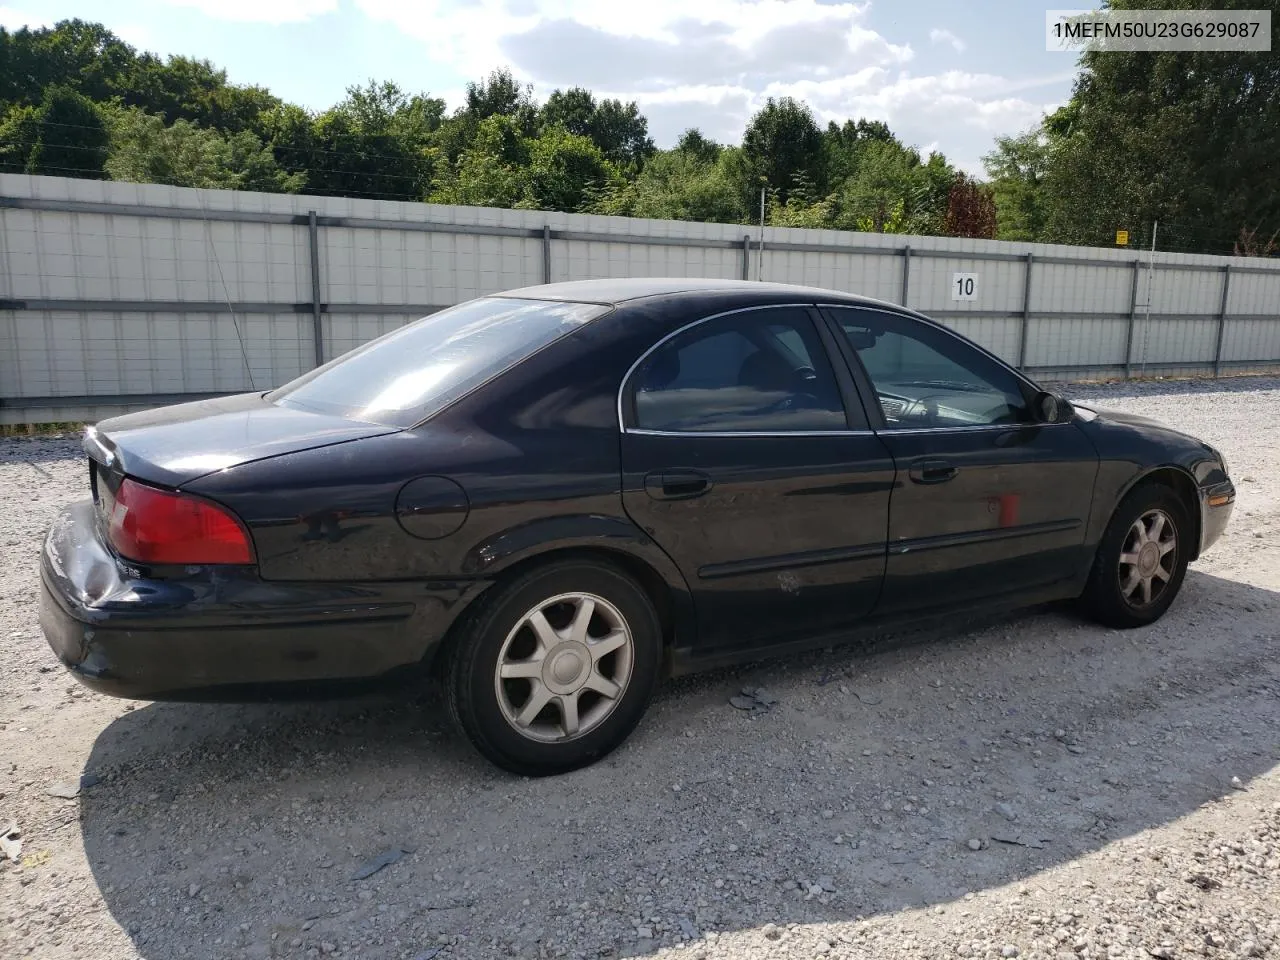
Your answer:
(619, 304), (895, 655)
(821, 305), (1099, 614)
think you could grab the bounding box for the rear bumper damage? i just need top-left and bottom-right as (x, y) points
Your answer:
(39, 500), (478, 701)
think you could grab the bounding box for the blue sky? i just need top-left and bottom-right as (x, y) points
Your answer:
(0, 0), (1082, 173)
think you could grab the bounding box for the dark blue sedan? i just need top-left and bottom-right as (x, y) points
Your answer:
(39, 279), (1235, 775)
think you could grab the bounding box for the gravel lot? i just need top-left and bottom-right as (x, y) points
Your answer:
(2, 376), (1278, 960)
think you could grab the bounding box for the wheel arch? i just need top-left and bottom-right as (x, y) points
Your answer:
(431, 517), (696, 678)
(1113, 464), (1203, 561)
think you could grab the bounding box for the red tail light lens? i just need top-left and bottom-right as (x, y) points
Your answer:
(107, 478), (253, 565)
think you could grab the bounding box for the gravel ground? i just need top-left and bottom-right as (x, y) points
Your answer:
(2, 376), (1278, 960)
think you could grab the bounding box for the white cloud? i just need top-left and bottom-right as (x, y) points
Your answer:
(159, 0), (337, 24)
(112, 23), (158, 52)
(0, 6), (52, 30)
(357, 0), (911, 86)
(929, 28), (966, 53)
(757, 69), (1066, 173)
(615, 85), (757, 145)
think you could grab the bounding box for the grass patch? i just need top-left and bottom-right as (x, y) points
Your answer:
(0, 422), (86, 437)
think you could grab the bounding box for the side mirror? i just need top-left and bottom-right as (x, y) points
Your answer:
(842, 327), (881, 351)
(1033, 391), (1070, 424)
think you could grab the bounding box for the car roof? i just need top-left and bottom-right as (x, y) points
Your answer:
(498, 277), (905, 311)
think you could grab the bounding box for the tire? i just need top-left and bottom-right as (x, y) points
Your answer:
(444, 559), (662, 776)
(1081, 482), (1191, 629)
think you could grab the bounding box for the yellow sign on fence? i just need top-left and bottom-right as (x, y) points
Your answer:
(1115, 230), (1129, 246)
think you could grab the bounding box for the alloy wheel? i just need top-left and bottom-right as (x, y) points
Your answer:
(1117, 508), (1178, 608)
(494, 592), (634, 743)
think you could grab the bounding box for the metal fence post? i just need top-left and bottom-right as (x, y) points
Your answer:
(741, 235), (751, 280)
(1213, 264), (1232, 377)
(1122, 259), (1141, 377)
(900, 245), (911, 306)
(307, 210), (324, 368)
(542, 225), (552, 284)
(1018, 252), (1034, 369)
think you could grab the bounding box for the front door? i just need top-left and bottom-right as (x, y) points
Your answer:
(619, 305), (895, 654)
(822, 305), (1100, 614)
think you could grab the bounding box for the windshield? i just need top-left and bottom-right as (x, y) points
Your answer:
(269, 297), (610, 427)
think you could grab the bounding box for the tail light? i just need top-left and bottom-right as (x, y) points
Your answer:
(107, 478), (253, 565)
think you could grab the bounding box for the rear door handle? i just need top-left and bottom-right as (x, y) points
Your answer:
(644, 469), (712, 500)
(908, 459), (957, 485)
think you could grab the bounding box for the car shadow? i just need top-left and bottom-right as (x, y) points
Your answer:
(78, 569), (1280, 959)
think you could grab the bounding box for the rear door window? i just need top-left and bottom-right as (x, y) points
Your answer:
(627, 307), (850, 433)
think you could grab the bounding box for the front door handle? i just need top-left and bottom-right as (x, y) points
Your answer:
(644, 469), (712, 500)
(908, 459), (957, 485)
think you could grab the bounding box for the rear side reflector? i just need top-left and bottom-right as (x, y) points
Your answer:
(107, 478), (253, 565)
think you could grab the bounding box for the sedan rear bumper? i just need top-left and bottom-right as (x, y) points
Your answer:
(39, 501), (480, 701)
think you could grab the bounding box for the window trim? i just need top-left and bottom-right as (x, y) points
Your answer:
(616, 303), (869, 437)
(816, 303), (1068, 435)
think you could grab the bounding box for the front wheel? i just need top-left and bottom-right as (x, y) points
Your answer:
(1081, 483), (1191, 628)
(444, 559), (662, 776)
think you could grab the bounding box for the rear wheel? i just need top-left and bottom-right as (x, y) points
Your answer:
(1082, 483), (1190, 628)
(444, 559), (662, 776)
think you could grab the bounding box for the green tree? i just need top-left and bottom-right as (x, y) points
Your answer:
(0, 21), (280, 135)
(105, 108), (302, 191)
(0, 85), (109, 177)
(435, 117), (620, 212)
(431, 114), (531, 208)
(540, 87), (653, 167)
(540, 88), (596, 137)
(127, 54), (281, 132)
(307, 81), (442, 200)
(0, 106), (40, 173)
(822, 118), (898, 185)
(738, 97), (824, 207)
(0, 20), (137, 108)
(259, 101), (319, 178)
(588, 98), (653, 167)
(610, 148), (744, 223)
(832, 141), (926, 233)
(430, 68), (538, 169)
(524, 125), (619, 211)
(675, 128), (722, 166)
(983, 130), (1051, 241)
(464, 67), (537, 125)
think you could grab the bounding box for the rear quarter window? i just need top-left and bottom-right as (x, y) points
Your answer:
(270, 297), (611, 428)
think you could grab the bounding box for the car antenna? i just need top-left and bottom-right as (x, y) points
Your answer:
(196, 187), (258, 392)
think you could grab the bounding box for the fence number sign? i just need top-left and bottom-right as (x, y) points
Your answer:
(951, 272), (979, 301)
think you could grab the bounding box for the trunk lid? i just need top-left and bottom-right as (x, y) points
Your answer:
(83, 392), (398, 489)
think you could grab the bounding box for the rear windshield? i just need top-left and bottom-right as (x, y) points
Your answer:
(269, 297), (610, 427)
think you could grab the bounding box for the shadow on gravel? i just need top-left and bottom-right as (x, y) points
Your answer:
(0, 436), (84, 466)
(1058, 374), (1280, 401)
(79, 570), (1280, 960)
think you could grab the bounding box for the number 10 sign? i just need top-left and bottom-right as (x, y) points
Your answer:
(951, 272), (979, 301)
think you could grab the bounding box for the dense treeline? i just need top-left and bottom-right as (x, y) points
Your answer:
(2, 3), (1277, 254)
(0, 19), (998, 238)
